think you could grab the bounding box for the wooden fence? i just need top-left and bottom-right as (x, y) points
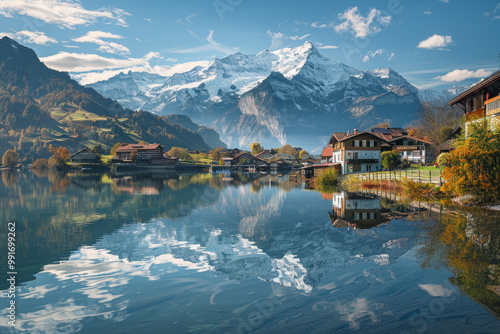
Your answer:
(343, 169), (443, 186)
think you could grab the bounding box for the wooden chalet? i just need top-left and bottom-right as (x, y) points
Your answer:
(327, 130), (387, 174)
(254, 151), (274, 160)
(115, 144), (177, 166)
(70, 148), (101, 164)
(371, 127), (435, 164)
(449, 69), (500, 133)
(230, 152), (269, 167)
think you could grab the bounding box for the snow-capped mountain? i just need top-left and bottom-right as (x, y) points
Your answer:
(88, 41), (425, 151)
(418, 85), (469, 103)
(88, 71), (167, 111)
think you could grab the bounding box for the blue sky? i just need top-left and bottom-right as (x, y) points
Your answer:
(0, 0), (498, 89)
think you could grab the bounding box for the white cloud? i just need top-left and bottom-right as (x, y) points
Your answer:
(170, 30), (237, 54)
(72, 60), (210, 85)
(0, 30), (57, 45)
(362, 49), (384, 62)
(63, 44), (79, 49)
(72, 30), (130, 55)
(424, 9), (432, 15)
(289, 34), (310, 41)
(0, 0), (130, 29)
(311, 21), (331, 29)
(388, 52), (395, 61)
(435, 69), (493, 82)
(318, 45), (339, 49)
(417, 34), (453, 49)
(438, 0), (449, 3)
(40, 51), (161, 72)
(176, 13), (197, 25)
(484, 3), (500, 19)
(335, 7), (391, 38)
(418, 284), (453, 297)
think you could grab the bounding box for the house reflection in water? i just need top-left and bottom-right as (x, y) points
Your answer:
(114, 175), (165, 195)
(329, 192), (389, 229)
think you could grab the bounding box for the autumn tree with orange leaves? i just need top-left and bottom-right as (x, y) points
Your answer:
(441, 120), (500, 203)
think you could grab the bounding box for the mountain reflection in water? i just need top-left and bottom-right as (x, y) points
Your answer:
(0, 170), (500, 333)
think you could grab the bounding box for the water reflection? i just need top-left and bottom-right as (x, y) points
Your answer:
(329, 192), (390, 229)
(1, 171), (500, 333)
(417, 208), (500, 320)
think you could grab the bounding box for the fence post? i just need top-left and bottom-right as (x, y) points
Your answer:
(439, 171), (442, 187)
(429, 170), (432, 184)
(418, 170), (421, 183)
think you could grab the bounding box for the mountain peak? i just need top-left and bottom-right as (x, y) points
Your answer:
(295, 40), (320, 56)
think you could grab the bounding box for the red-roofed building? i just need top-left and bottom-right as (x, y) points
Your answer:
(115, 143), (177, 165)
(321, 147), (333, 163)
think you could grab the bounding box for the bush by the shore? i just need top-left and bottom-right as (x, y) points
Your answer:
(316, 168), (338, 191)
(441, 121), (500, 204)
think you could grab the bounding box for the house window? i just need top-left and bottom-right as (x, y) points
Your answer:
(370, 140), (374, 147)
(370, 212), (375, 219)
(362, 212), (367, 219)
(354, 212), (360, 220)
(354, 140), (359, 147)
(362, 140), (367, 147)
(374, 141), (378, 147)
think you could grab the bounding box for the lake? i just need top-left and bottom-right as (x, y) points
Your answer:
(0, 170), (499, 333)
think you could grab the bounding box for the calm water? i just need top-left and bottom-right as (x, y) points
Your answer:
(0, 170), (500, 333)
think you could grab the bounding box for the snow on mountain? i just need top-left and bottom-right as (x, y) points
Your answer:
(88, 71), (167, 111)
(87, 41), (424, 151)
(417, 85), (470, 103)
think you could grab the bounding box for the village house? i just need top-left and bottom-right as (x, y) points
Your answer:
(327, 130), (387, 174)
(115, 144), (177, 165)
(371, 127), (435, 165)
(70, 148), (101, 164)
(448, 69), (500, 134)
(228, 152), (269, 167)
(254, 151), (274, 161)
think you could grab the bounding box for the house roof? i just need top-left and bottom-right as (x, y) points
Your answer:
(388, 135), (434, 145)
(449, 69), (500, 106)
(321, 147), (333, 157)
(115, 144), (162, 153)
(329, 131), (389, 145)
(371, 127), (408, 136)
(255, 151), (273, 158)
(71, 148), (99, 158)
(233, 152), (268, 163)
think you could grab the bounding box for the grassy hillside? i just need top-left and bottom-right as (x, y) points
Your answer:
(0, 37), (210, 162)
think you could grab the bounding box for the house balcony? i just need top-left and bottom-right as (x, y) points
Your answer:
(466, 107), (485, 122)
(485, 96), (500, 117)
(346, 159), (379, 164)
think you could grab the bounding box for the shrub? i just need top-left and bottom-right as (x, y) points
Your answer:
(317, 168), (338, 191)
(168, 147), (192, 160)
(441, 120), (500, 203)
(381, 150), (402, 170)
(31, 158), (48, 169)
(436, 152), (449, 167)
(2, 150), (18, 167)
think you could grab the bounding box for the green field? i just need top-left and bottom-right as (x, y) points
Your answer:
(409, 164), (444, 171)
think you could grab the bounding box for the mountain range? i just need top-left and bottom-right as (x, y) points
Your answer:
(88, 41), (467, 152)
(0, 37), (220, 161)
